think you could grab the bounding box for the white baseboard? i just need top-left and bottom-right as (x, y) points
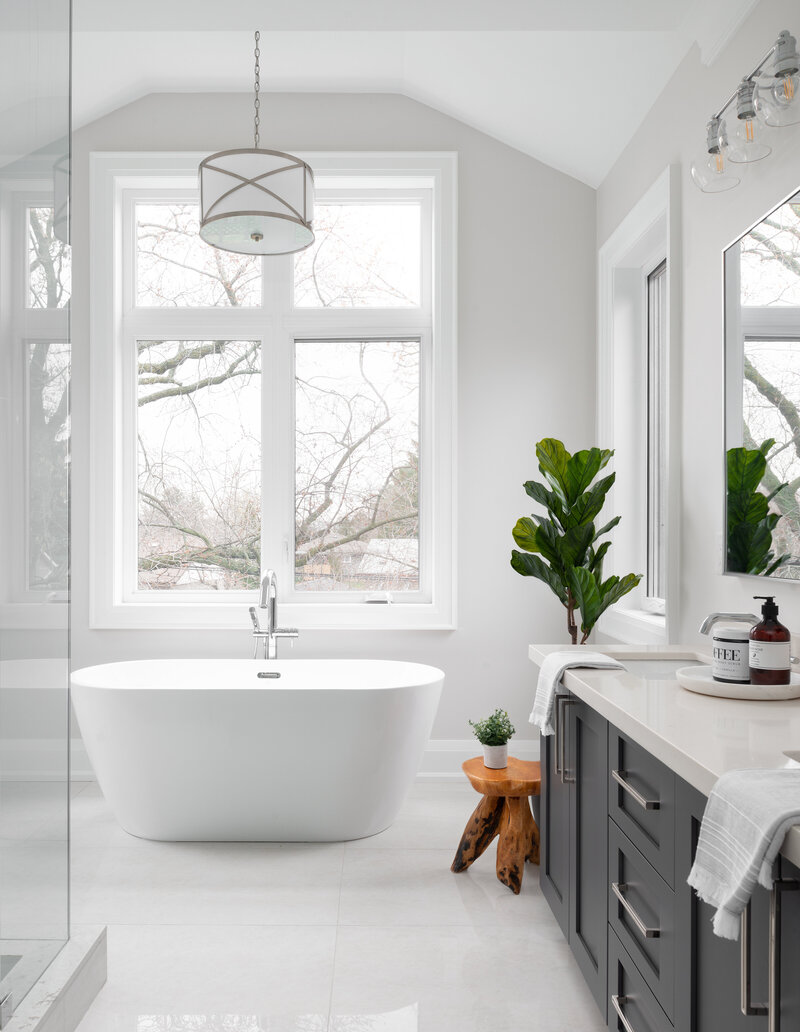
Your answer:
(417, 738), (540, 781)
(0, 738), (95, 781)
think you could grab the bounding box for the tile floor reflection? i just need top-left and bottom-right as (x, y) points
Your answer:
(72, 781), (606, 1032)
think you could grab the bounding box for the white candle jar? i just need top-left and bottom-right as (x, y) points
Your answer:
(712, 624), (751, 684)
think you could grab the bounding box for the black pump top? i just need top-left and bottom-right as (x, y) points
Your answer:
(754, 595), (779, 621)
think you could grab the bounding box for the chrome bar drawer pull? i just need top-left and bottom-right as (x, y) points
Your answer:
(559, 696), (579, 785)
(612, 882), (661, 938)
(611, 994), (637, 1032)
(554, 693), (566, 776)
(740, 901), (768, 1016)
(611, 769), (660, 811)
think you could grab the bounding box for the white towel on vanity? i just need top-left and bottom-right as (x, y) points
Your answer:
(530, 650), (625, 736)
(687, 769), (800, 940)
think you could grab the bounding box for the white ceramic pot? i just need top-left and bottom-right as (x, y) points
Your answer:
(482, 744), (508, 769)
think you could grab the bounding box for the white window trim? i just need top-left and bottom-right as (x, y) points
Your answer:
(89, 151), (457, 630)
(596, 166), (681, 646)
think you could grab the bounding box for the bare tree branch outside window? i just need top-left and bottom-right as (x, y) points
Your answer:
(25, 207), (71, 591)
(132, 202), (421, 592)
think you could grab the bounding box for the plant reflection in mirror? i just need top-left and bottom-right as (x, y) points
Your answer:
(727, 439), (791, 577)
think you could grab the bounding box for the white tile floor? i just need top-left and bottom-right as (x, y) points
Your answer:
(71, 780), (606, 1032)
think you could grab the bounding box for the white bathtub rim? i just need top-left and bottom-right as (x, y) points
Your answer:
(70, 657), (445, 692)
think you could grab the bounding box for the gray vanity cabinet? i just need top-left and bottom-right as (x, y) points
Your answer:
(674, 779), (770, 1032)
(540, 688), (800, 1032)
(540, 690), (609, 1019)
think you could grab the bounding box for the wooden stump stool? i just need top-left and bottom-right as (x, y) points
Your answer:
(451, 757), (541, 894)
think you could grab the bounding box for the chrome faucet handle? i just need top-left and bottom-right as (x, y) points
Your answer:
(274, 628), (299, 640)
(699, 612), (759, 635)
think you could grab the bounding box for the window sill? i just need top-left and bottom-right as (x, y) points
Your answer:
(89, 600), (456, 632)
(597, 607), (667, 646)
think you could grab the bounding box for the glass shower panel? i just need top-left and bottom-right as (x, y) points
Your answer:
(0, 0), (71, 1023)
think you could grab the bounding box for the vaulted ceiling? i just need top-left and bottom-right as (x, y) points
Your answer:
(68, 0), (758, 188)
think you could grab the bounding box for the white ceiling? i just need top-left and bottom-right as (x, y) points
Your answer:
(71, 0), (761, 189)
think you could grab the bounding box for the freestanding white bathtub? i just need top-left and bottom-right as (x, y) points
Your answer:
(70, 658), (443, 842)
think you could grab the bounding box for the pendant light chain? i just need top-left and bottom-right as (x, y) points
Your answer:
(253, 30), (261, 150)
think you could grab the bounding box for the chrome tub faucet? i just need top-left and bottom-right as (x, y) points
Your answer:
(249, 569), (299, 659)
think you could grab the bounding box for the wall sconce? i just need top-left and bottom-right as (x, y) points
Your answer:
(691, 29), (799, 193)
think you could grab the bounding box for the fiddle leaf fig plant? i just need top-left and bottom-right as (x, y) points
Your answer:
(511, 438), (642, 644)
(727, 439), (790, 577)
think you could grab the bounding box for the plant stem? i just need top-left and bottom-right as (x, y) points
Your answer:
(566, 589), (578, 645)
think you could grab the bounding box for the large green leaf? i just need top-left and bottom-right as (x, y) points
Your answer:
(595, 515), (621, 538)
(511, 517), (539, 553)
(727, 490), (768, 531)
(727, 442), (771, 495)
(566, 473), (616, 528)
(533, 521), (594, 574)
(510, 550), (568, 605)
(523, 479), (566, 528)
(588, 539), (612, 577)
(563, 448), (613, 505)
(535, 439), (570, 505)
(567, 567), (642, 638)
(556, 522), (595, 569)
(566, 567), (604, 631)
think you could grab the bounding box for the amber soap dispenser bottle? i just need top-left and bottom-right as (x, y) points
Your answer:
(749, 596), (791, 686)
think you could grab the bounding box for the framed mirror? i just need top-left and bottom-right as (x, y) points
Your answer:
(724, 187), (800, 580)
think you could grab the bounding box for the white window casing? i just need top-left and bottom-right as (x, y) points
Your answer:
(596, 166), (681, 646)
(89, 152), (457, 630)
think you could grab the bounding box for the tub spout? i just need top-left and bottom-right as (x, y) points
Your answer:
(252, 570), (299, 659)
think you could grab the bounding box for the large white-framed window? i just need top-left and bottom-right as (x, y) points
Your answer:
(596, 166), (680, 645)
(89, 152), (456, 630)
(0, 180), (71, 629)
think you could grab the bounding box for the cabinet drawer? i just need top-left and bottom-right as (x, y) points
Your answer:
(609, 819), (675, 1021)
(609, 927), (673, 1032)
(609, 727), (675, 887)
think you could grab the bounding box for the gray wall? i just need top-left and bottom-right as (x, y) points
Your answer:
(70, 92), (597, 744)
(597, 0), (800, 644)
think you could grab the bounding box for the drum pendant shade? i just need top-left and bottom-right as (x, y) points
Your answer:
(197, 31), (315, 256)
(199, 148), (315, 255)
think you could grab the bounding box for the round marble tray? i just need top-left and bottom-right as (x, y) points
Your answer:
(676, 665), (800, 701)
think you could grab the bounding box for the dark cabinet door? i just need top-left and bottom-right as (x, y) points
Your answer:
(539, 693), (571, 939)
(776, 855), (800, 1031)
(568, 697), (608, 1019)
(675, 778), (769, 1032)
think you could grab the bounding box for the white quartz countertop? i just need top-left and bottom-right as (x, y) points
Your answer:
(529, 643), (800, 869)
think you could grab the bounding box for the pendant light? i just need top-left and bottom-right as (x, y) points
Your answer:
(198, 31), (315, 256)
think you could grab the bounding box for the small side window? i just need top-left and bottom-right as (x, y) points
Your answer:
(645, 260), (666, 611)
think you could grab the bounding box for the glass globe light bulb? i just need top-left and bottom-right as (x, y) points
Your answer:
(727, 79), (772, 162)
(754, 31), (800, 127)
(690, 116), (741, 193)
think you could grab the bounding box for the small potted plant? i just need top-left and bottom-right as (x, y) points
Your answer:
(469, 709), (515, 769)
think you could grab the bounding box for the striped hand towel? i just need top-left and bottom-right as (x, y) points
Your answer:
(530, 650), (625, 735)
(687, 769), (800, 940)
